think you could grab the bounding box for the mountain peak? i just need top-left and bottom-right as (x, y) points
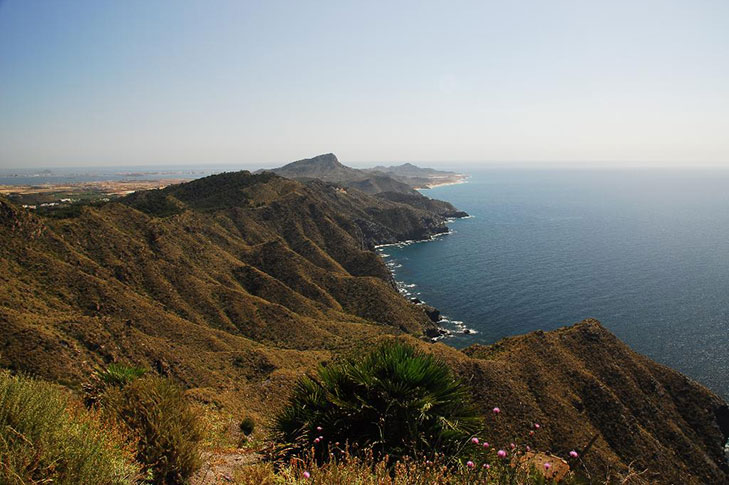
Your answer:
(287, 153), (343, 169)
(271, 153), (364, 183)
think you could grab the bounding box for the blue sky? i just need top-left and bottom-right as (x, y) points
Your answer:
(1, 0), (728, 168)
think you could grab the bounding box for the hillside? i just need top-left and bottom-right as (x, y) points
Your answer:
(366, 162), (467, 188)
(1, 171), (451, 385)
(1, 171), (727, 483)
(266, 153), (467, 217)
(456, 320), (729, 484)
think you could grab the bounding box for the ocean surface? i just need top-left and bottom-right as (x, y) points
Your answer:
(378, 169), (729, 399)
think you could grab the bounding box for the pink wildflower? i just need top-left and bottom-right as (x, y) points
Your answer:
(303, 471), (311, 478)
(482, 442), (489, 448)
(471, 437), (479, 444)
(497, 449), (507, 458)
(316, 426), (322, 431)
(483, 463), (490, 469)
(544, 463), (551, 470)
(569, 450), (579, 458)
(534, 423), (540, 429)
(467, 460), (474, 468)
(526, 446), (531, 452)
(510, 442), (515, 449)
(313, 438), (320, 444)
(492, 407), (500, 414)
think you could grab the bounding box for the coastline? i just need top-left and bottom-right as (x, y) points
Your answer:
(374, 209), (477, 341)
(415, 175), (469, 190)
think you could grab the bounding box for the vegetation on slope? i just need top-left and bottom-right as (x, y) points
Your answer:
(100, 374), (204, 484)
(276, 341), (481, 462)
(0, 171), (442, 392)
(0, 371), (139, 484)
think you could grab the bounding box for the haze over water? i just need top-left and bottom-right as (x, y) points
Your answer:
(379, 168), (729, 399)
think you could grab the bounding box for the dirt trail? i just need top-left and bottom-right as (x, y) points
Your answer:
(192, 450), (262, 485)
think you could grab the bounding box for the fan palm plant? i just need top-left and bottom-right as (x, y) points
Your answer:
(276, 341), (482, 462)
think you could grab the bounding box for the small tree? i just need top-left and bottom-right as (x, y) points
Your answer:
(276, 341), (482, 461)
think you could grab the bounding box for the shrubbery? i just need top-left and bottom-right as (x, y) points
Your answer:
(240, 416), (256, 436)
(0, 371), (139, 484)
(0, 364), (205, 485)
(98, 363), (147, 387)
(275, 341), (482, 461)
(100, 373), (204, 485)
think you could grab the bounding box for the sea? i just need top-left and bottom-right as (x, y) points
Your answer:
(378, 168), (729, 400)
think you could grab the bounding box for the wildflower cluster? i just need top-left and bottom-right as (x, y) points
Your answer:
(290, 405), (584, 483)
(452, 406), (582, 483)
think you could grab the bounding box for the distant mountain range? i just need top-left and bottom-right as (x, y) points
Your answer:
(264, 153), (468, 218)
(266, 153), (466, 190)
(366, 162), (466, 188)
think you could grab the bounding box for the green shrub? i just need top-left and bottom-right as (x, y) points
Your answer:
(98, 363), (147, 387)
(239, 416), (255, 436)
(0, 371), (139, 484)
(103, 376), (203, 484)
(275, 341), (482, 462)
(83, 363), (147, 408)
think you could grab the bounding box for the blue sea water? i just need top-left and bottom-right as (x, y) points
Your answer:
(378, 169), (729, 399)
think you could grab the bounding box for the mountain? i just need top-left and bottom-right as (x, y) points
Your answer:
(0, 172), (447, 386)
(366, 162), (467, 188)
(456, 320), (729, 484)
(370, 162), (448, 176)
(1, 170), (727, 483)
(266, 153), (468, 217)
(266, 153), (364, 184)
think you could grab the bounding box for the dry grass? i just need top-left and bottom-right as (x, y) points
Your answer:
(0, 371), (139, 484)
(235, 446), (580, 485)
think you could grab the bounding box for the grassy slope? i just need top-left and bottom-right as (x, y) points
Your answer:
(0, 173), (437, 399)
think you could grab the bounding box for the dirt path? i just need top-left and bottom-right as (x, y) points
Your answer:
(191, 450), (262, 485)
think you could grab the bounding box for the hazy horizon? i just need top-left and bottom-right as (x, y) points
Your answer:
(2, 0), (728, 168)
(3, 157), (729, 175)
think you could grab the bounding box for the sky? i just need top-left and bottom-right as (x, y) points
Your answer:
(1, 0), (728, 169)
